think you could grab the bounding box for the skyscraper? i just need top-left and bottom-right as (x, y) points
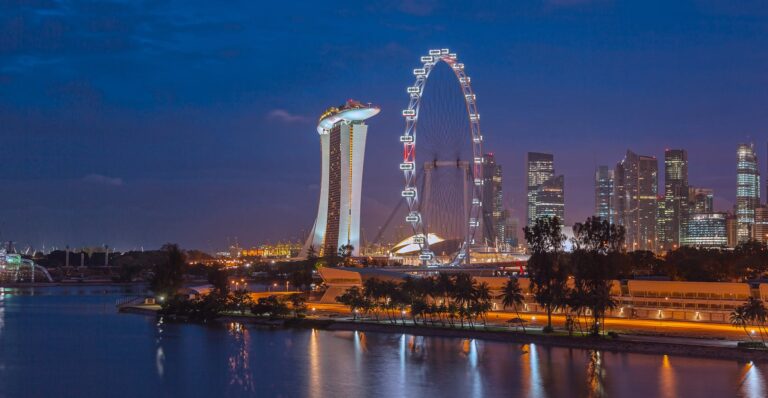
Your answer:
(754, 205), (768, 243)
(688, 187), (714, 214)
(615, 150), (658, 252)
(505, 216), (519, 248)
(481, 153), (505, 246)
(662, 149), (688, 249)
(736, 143), (760, 242)
(594, 165), (614, 223)
(527, 152), (554, 227)
(303, 100), (379, 257)
(535, 175), (565, 221)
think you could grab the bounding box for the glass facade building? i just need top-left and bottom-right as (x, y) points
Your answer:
(615, 150), (658, 252)
(594, 165), (615, 223)
(526, 152), (554, 227)
(481, 153), (506, 247)
(736, 143), (760, 243)
(534, 175), (565, 221)
(680, 213), (728, 247)
(662, 149), (688, 249)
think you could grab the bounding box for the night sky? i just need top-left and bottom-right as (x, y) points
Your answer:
(2, 1), (768, 252)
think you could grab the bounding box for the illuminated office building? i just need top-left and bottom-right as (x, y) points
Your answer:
(662, 149), (688, 248)
(481, 153), (506, 246)
(527, 152), (555, 226)
(534, 175), (565, 221)
(594, 166), (615, 223)
(680, 213), (728, 248)
(615, 150), (658, 252)
(736, 143), (760, 243)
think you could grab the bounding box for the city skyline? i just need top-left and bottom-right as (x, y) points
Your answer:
(3, 2), (768, 251)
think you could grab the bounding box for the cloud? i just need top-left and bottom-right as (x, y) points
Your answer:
(544, 0), (601, 7)
(267, 109), (310, 123)
(82, 174), (124, 186)
(397, 0), (438, 16)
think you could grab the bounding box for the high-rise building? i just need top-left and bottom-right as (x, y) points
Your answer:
(680, 213), (728, 247)
(481, 153), (505, 246)
(736, 143), (760, 242)
(505, 217), (519, 248)
(688, 187), (714, 214)
(682, 187), (717, 250)
(594, 166), (615, 223)
(534, 175), (565, 221)
(726, 213), (738, 248)
(662, 149), (688, 249)
(526, 152), (554, 227)
(656, 199), (669, 246)
(754, 206), (768, 243)
(615, 150), (658, 252)
(303, 100), (379, 257)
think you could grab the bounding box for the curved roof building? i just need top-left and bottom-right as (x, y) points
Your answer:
(303, 100), (379, 257)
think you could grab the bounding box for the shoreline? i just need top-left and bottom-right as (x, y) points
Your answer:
(0, 281), (148, 288)
(120, 305), (768, 362)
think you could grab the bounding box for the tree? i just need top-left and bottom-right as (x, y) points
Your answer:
(306, 245), (318, 261)
(228, 289), (253, 315)
(149, 244), (186, 299)
(336, 286), (367, 320)
(524, 217), (568, 332)
(251, 295), (289, 319)
(500, 278), (526, 333)
(474, 282), (492, 327)
(337, 244), (355, 266)
(571, 217), (623, 336)
(731, 306), (752, 341)
(287, 293), (308, 318)
(744, 297), (768, 343)
(208, 268), (230, 295)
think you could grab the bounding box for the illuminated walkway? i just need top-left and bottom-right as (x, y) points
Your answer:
(309, 303), (752, 341)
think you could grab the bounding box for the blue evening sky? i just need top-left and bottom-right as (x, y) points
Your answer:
(2, 0), (767, 251)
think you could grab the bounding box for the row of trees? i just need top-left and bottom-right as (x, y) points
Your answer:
(336, 273), (526, 330)
(160, 288), (308, 323)
(334, 216), (622, 336)
(525, 217), (621, 335)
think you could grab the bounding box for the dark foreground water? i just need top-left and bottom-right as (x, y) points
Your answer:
(0, 286), (764, 398)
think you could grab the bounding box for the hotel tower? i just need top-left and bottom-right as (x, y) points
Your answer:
(303, 100), (379, 257)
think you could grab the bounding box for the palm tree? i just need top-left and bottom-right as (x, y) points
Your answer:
(451, 273), (477, 327)
(500, 278), (526, 333)
(362, 278), (383, 321)
(336, 286), (364, 320)
(744, 297), (768, 343)
(731, 305), (752, 341)
(474, 282), (492, 327)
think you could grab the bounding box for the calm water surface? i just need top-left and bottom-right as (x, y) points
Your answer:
(0, 286), (764, 398)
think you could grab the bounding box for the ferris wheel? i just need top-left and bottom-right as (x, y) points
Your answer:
(400, 49), (484, 266)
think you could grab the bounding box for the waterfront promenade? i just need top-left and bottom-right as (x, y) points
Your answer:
(120, 297), (768, 362)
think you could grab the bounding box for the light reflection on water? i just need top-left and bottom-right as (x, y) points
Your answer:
(0, 286), (766, 398)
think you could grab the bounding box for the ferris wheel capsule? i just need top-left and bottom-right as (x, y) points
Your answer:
(405, 212), (421, 223)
